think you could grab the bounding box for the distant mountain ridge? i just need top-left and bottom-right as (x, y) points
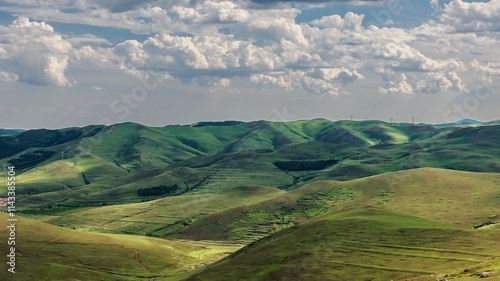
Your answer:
(433, 118), (483, 128)
(0, 128), (24, 135)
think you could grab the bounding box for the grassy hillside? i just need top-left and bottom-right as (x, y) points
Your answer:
(4, 168), (499, 280)
(28, 168), (500, 245)
(26, 185), (286, 239)
(1, 119), (499, 281)
(1, 120), (499, 210)
(176, 168), (500, 242)
(0, 213), (241, 281)
(187, 208), (500, 281)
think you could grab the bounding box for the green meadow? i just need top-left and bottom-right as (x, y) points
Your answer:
(0, 213), (242, 281)
(0, 120), (499, 280)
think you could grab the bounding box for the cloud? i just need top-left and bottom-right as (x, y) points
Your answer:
(311, 12), (365, 31)
(1, 0), (498, 96)
(250, 0), (385, 4)
(90, 0), (148, 12)
(250, 67), (363, 95)
(416, 71), (467, 93)
(470, 59), (500, 82)
(75, 9), (367, 94)
(173, 1), (250, 24)
(0, 17), (74, 86)
(379, 72), (414, 95)
(438, 0), (500, 32)
(430, 0), (440, 10)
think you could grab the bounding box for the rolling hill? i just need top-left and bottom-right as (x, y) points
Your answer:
(187, 208), (500, 281)
(0, 212), (242, 281)
(9, 168), (499, 281)
(1, 119), (499, 210)
(22, 168), (500, 244)
(433, 118), (483, 128)
(0, 117), (498, 281)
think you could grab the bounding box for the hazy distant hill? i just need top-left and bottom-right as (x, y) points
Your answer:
(0, 128), (24, 135)
(433, 118), (483, 127)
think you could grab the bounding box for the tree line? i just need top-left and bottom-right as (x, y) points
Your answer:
(137, 184), (179, 197)
(273, 158), (339, 171)
(0, 129), (83, 159)
(8, 150), (56, 170)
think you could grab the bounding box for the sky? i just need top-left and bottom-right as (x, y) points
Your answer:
(0, 0), (499, 129)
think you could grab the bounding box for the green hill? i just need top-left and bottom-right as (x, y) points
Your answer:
(35, 185), (285, 239)
(1, 119), (499, 281)
(1, 119), (499, 210)
(187, 208), (500, 281)
(175, 168), (500, 242)
(27, 168), (500, 245)
(0, 213), (241, 281)
(4, 164), (500, 280)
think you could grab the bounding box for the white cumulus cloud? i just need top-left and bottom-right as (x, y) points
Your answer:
(0, 17), (74, 86)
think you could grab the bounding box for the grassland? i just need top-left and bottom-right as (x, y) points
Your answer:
(187, 208), (500, 281)
(32, 185), (285, 238)
(2, 119), (499, 210)
(0, 213), (242, 281)
(22, 168), (500, 244)
(3, 168), (500, 281)
(175, 168), (500, 242)
(1, 120), (499, 280)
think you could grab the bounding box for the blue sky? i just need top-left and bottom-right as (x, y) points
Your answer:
(296, 1), (434, 27)
(0, 0), (498, 129)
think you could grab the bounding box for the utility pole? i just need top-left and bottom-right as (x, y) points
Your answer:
(411, 117), (415, 124)
(350, 115), (353, 121)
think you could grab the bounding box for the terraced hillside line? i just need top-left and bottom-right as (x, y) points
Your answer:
(347, 241), (499, 258)
(336, 245), (483, 263)
(106, 209), (151, 224)
(50, 252), (85, 266)
(44, 249), (157, 279)
(221, 124), (265, 153)
(186, 170), (219, 192)
(186, 207), (500, 281)
(324, 260), (435, 275)
(149, 217), (198, 235)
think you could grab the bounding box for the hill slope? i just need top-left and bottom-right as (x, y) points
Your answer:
(187, 208), (500, 281)
(176, 168), (500, 242)
(29, 168), (500, 244)
(1, 120), (499, 209)
(0, 213), (241, 281)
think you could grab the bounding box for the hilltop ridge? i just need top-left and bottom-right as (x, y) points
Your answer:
(0, 119), (498, 209)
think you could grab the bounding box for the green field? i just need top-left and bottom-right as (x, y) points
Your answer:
(187, 208), (500, 281)
(1, 119), (499, 280)
(0, 213), (242, 281)
(5, 168), (499, 280)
